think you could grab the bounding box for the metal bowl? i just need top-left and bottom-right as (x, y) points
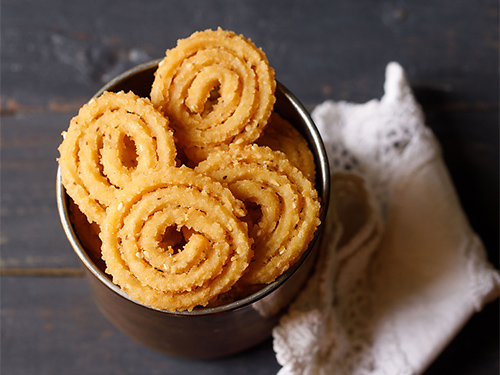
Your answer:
(56, 59), (330, 359)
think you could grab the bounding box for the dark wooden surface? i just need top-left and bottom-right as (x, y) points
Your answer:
(1, 1), (498, 374)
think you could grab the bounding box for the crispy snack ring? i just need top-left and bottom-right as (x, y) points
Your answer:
(58, 91), (177, 225)
(99, 166), (252, 312)
(196, 144), (321, 285)
(256, 112), (317, 183)
(151, 28), (276, 163)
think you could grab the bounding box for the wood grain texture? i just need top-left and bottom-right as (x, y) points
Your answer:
(1, 0), (498, 374)
(1, 276), (281, 375)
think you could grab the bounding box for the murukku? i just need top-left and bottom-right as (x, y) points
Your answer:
(196, 144), (321, 285)
(99, 166), (253, 312)
(151, 28), (276, 164)
(256, 112), (317, 183)
(58, 91), (177, 225)
(58, 28), (324, 312)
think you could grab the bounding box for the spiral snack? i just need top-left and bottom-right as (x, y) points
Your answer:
(151, 28), (276, 164)
(58, 91), (177, 225)
(256, 112), (317, 183)
(196, 144), (321, 285)
(99, 166), (253, 311)
(58, 28), (323, 312)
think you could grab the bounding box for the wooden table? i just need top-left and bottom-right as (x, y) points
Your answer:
(2, 1), (498, 374)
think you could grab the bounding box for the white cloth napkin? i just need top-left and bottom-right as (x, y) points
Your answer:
(273, 62), (500, 375)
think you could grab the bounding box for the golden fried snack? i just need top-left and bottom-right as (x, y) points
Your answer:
(256, 112), (316, 183)
(196, 144), (321, 285)
(99, 166), (253, 312)
(58, 91), (177, 225)
(151, 28), (276, 164)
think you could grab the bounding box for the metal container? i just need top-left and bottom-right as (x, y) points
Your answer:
(56, 59), (330, 359)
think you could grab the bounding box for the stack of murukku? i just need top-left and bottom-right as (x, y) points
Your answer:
(58, 28), (321, 312)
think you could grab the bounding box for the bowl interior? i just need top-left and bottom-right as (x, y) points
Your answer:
(57, 59), (330, 316)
